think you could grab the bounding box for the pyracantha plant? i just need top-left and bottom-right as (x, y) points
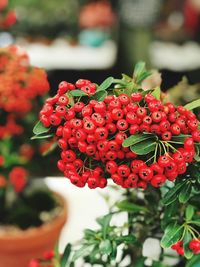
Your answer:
(33, 62), (200, 266)
(0, 45), (59, 230)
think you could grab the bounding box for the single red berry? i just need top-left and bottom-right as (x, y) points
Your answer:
(95, 127), (108, 140)
(158, 155), (171, 167)
(131, 92), (142, 102)
(171, 123), (181, 135)
(151, 174), (166, 187)
(58, 95), (69, 106)
(117, 165), (131, 178)
(118, 93), (130, 105)
(184, 137), (194, 150)
(49, 114), (61, 126)
(162, 131), (172, 141)
(111, 108), (124, 120)
(189, 239), (200, 254)
(74, 102), (85, 112)
(136, 107), (147, 118)
(115, 132), (127, 144)
(139, 167), (153, 181)
(106, 161), (118, 174)
(144, 94), (156, 103)
(117, 119), (129, 131)
(192, 130), (200, 142)
(151, 111), (162, 123)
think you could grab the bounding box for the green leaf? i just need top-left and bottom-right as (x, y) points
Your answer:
(33, 120), (50, 135)
(137, 71), (151, 84)
(84, 229), (96, 238)
(184, 231), (193, 260)
(179, 183), (192, 203)
(93, 90), (107, 101)
(97, 77), (114, 91)
(184, 98), (200, 110)
(110, 241), (117, 260)
(61, 244), (71, 267)
(161, 224), (184, 248)
(122, 133), (155, 147)
(151, 87), (161, 100)
(121, 73), (132, 82)
(31, 133), (54, 140)
(162, 181), (187, 205)
(116, 235), (136, 244)
(186, 254), (200, 267)
(171, 134), (191, 143)
(70, 90), (86, 96)
(186, 205), (195, 221)
(117, 200), (148, 213)
(72, 245), (95, 261)
(134, 61), (145, 80)
(99, 240), (112, 255)
(96, 214), (112, 240)
(190, 220), (200, 227)
(130, 140), (156, 155)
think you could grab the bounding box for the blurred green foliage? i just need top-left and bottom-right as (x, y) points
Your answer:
(9, 0), (80, 38)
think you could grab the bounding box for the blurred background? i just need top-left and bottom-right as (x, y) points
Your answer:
(0, 0), (200, 263)
(1, 0), (200, 92)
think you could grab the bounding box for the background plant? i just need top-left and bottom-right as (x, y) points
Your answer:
(0, 45), (60, 229)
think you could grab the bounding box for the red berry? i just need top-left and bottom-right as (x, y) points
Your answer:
(139, 167), (153, 181)
(151, 174), (166, 187)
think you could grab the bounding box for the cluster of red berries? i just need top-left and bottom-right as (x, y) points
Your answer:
(39, 79), (200, 189)
(0, 166), (28, 192)
(171, 239), (200, 255)
(0, 114), (23, 138)
(0, 45), (50, 114)
(0, 0), (16, 29)
(9, 166), (28, 192)
(29, 250), (54, 267)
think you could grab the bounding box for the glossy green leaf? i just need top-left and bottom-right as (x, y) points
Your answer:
(171, 134), (191, 143)
(137, 71), (152, 84)
(186, 205), (194, 221)
(179, 183), (192, 203)
(151, 87), (161, 100)
(161, 224), (184, 248)
(70, 90), (87, 97)
(121, 73), (132, 82)
(133, 61), (145, 80)
(162, 181), (187, 205)
(93, 90), (107, 101)
(110, 241), (117, 260)
(97, 77), (114, 91)
(61, 244), (71, 267)
(72, 245), (95, 261)
(122, 133), (155, 148)
(184, 231), (193, 260)
(84, 229), (96, 238)
(33, 120), (50, 135)
(116, 235), (136, 244)
(31, 133), (54, 140)
(130, 140), (156, 155)
(102, 214), (112, 239)
(186, 254), (200, 267)
(184, 98), (200, 110)
(99, 239), (112, 255)
(117, 200), (148, 213)
(96, 214), (112, 239)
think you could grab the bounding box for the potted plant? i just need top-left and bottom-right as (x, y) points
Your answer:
(0, 45), (67, 267)
(31, 61), (200, 267)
